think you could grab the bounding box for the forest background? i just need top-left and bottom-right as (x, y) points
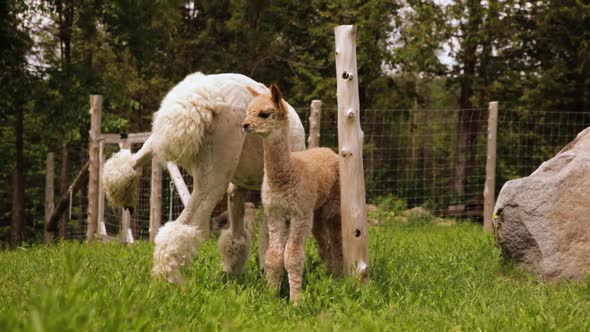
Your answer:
(1, 0), (588, 247)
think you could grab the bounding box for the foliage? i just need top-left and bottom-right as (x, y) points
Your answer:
(1, 0), (589, 245)
(369, 194), (407, 220)
(2, 221), (590, 330)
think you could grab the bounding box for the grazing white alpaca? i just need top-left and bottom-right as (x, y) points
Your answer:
(242, 84), (343, 305)
(102, 73), (305, 283)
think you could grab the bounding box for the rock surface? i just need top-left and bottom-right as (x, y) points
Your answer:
(402, 206), (431, 219)
(493, 127), (590, 281)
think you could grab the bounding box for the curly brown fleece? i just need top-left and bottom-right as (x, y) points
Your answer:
(242, 84), (343, 305)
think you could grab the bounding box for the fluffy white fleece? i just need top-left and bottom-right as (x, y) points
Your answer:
(101, 149), (138, 207)
(152, 221), (207, 284)
(151, 73), (267, 169)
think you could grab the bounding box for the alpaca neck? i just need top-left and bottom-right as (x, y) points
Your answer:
(263, 127), (294, 188)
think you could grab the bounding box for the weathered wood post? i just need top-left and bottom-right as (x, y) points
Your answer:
(86, 95), (102, 242)
(58, 144), (69, 239)
(334, 25), (369, 282)
(307, 100), (322, 148)
(483, 101), (499, 232)
(97, 139), (107, 237)
(120, 140), (134, 244)
(149, 155), (163, 242)
(44, 152), (55, 243)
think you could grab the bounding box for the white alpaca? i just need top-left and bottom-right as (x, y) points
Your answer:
(102, 73), (305, 283)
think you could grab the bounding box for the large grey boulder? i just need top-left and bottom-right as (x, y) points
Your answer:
(493, 127), (590, 281)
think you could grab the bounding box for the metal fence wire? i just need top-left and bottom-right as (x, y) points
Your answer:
(298, 107), (490, 215)
(63, 106), (590, 240)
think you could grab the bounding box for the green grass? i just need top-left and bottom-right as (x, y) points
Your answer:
(1, 221), (590, 331)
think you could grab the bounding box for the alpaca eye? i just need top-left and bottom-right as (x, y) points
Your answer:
(259, 112), (271, 119)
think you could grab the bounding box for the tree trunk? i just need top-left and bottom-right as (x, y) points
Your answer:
(58, 0), (74, 74)
(452, 0), (483, 197)
(59, 144), (69, 238)
(10, 108), (25, 248)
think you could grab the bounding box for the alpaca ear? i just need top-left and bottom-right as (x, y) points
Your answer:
(270, 83), (283, 107)
(246, 86), (260, 97)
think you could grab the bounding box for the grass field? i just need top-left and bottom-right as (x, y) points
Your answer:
(1, 217), (590, 331)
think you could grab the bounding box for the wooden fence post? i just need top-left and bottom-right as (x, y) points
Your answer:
(44, 152), (55, 243)
(86, 95), (102, 242)
(334, 25), (369, 282)
(120, 140), (134, 244)
(308, 100), (322, 148)
(149, 155), (162, 242)
(97, 139), (107, 237)
(483, 101), (499, 232)
(58, 144), (69, 239)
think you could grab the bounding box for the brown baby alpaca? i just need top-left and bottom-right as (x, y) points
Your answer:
(242, 84), (343, 305)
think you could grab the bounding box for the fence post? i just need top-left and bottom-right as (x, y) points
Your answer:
(483, 101), (499, 232)
(308, 100), (322, 148)
(58, 144), (69, 239)
(97, 140), (107, 237)
(334, 25), (369, 282)
(149, 155), (162, 242)
(44, 152), (55, 243)
(120, 140), (134, 244)
(86, 95), (102, 242)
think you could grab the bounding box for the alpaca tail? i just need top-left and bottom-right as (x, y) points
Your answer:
(150, 76), (218, 169)
(102, 149), (139, 208)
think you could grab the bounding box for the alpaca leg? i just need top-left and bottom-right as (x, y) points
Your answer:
(320, 195), (344, 277)
(327, 214), (343, 276)
(258, 219), (269, 271)
(153, 119), (246, 283)
(284, 215), (312, 305)
(264, 212), (287, 290)
(153, 168), (240, 283)
(312, 212), (333, 273)
(218, 183), (251, 274)
(152, 219), (206, 283)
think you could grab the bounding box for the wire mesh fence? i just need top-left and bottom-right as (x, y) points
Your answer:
(61, 105), (590, 241)
(65, 189), (88, 241)
(497, 109), (590, 191)
(297, 107), (490, 217)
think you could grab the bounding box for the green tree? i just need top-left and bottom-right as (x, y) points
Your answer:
(0, 0), (34, 247)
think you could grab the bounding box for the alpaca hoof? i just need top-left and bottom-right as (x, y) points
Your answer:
(102, 149), (139, 207)
(152, 221), (204, 284)
(219, 228), (251, 275)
